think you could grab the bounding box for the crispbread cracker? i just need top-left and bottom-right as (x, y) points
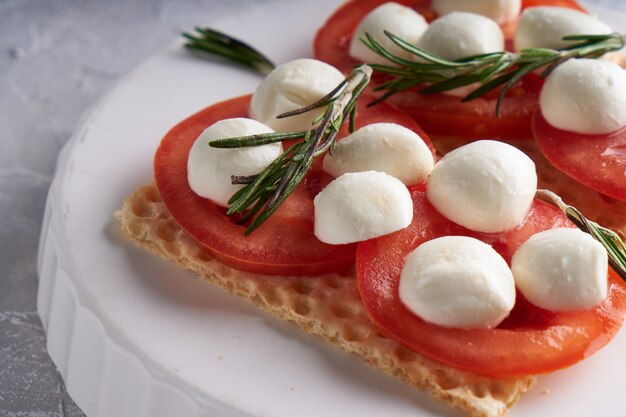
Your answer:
(116, 184), (535, 417)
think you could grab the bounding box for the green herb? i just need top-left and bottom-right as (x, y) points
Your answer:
(362, 31), (626, 115)
(537, 189), (626, 281)
(209, 65), (372, 235)
(182, 27), (275, 75)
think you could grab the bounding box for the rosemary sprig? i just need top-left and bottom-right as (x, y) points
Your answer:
(182, 27), (275, 75)
(209, 65), (372, 235)
(537, 189), (626, 281)
(363, 31), (626, 115)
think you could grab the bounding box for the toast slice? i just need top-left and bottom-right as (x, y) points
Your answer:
(115, 183), (535, 417)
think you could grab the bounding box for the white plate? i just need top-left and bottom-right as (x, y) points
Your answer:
(37, 1), (626, 417)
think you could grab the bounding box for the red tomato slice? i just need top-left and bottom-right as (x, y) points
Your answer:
(357, 186), (626, 377)
(314, 0), (584, 140)
(532, 111), (626, 202)
(385, 75), (542, 140)
(314, 0), (586, 73)
(154, 94), (434, 276)
(523, 0), (586, 10)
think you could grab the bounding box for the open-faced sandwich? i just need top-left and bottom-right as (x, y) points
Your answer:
(314, 0), (626, 235)
(116, 1), (626, 416)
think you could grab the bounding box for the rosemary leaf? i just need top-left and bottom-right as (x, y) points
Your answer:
(244, 164), (309, 235)
(348, 107), (357, 134)
(420, 73), (483, 95)
(215, 65), (372, 234)
(461, 71), (515, 102)
(183, 27), (275, 75)
(184, 42), (255, 69)
(367, 64), (423, 77)
(362, 33), (450, 70)
(360, 34), (421, 69)
(226, 151), (290, 211)
(277, 79), (347, 119)
(537, 190), (626, 281)
(495, 56), (560, 116)
(562, 33), (616, 41)
(478, 55), (513, 81)
(384, 30), (467, 67)
(361, 31), (625, 113)
(210, 131), (305, 148)
(517, 47), (558, 58)
(236, 194), (271, 225)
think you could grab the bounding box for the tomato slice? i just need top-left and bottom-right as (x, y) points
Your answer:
(314, 0), (584, 140)
(523, 0), (586, 10)
(385, 74), (543, 140)
(532, 111), (626, 202)
(154, 94), (434, 276)
(314, 0), (586, 73)
(313, 0), (428, 74)
(357, 186), (626, 377)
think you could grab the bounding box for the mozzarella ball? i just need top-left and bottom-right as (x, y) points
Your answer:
(400, 236), (516, 329)
(187, 118), (282, 207)
(540, 59), (626, 135)
(427, 140), (537, 233)
(515, 7), (612, 51)
(416, 12), (504, 61)
(250, 59), (344, 132)
(512, 228), (608, 311)
(349, 3), (429, 65)
(432, 0), (521, 24)
(314, 171), (413, 244)
(322, 123), (434, 185)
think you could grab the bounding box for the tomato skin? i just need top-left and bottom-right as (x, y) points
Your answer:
(523, 0), (586, 10)
(155, 95), (354, 275)
(357, 187), (626, 377)
(154, 94), (435, 276)
(385, 75), (543, 140)
(314, 0), (430, 75)
(314, 0), (584, 140)
(532, 111), (626, 202)
(314, 0), (585, 74)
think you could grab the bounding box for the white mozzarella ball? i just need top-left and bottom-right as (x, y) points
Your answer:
(322, 123), (434, 185)
(512, 228), (608, 311)
(540, 59), (626, 135)
(349, 2), (429, 65)
(400, 236), (516, 329)
(432, 0), (521, 24)
(416, 12), (504, 61)
(427, 140), (537, 233)
(187, 118), (282, 207)
(314, 171), (413, 244)
(250, 59), (344, 132)
(515, 7), (612, 51)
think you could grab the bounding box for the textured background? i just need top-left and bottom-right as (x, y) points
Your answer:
(0, 0), (622, 416)
(0, 1), (262, 415)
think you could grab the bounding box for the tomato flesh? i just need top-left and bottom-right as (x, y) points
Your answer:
(385, 74), (543, 140)
(314, 0), (584, 140)
(532, 111), (626, 202)
(154, 94), (434, 275)
(523, 0), (586, 10)
(314, 0), (586, 74)
(357, 186), (626, 377)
